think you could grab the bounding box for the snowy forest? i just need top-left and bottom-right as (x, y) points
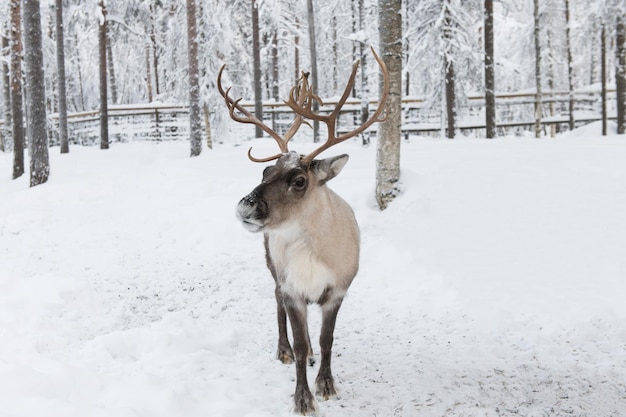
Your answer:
(2, 2), (626, 415)
(0, 0), (626, 188)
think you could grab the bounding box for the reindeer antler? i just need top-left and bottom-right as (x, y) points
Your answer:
(217, 66), (311, 162)
(217, 47), (389, 165)
(296, 47), (389, 166)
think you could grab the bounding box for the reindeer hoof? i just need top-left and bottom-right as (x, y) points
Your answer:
(277, 347), (294, 364)
(293, 386), (319, 416)
(308, 355), (316, 367)
(315, 374), (338, 401)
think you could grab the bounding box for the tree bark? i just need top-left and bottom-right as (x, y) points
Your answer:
(616, 13), (626, 134)
(533, 0), (543, 138)
(187, 0), (202, 156)
(1, 31), (11, 152)
(106, 28), (118, 105)
(23, 0), (50, 186)
(376, 0), (402, 210)
(444, 7), (456, 139)
(564, 0), (575, 131)
(358, 0), (369, 146)
(252, 0), (263, 138)
(306, 0), (320, 142)
(601, 23), (607, 136)
(99, 0), (109, 149)
(271, 30), (279, 101)
(484, 0), (496, 138)
(10, 0), (25, 178)
(56, 0), (69, 153)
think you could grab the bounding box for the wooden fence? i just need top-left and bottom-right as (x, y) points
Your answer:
(0, 89), (618, 146)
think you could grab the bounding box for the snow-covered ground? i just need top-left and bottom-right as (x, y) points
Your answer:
(1, 124), (625, 417)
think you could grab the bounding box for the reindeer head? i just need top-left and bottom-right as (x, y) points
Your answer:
(218, 48), (389, 233)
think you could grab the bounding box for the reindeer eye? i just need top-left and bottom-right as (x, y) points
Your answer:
(292, 176), (307, 190)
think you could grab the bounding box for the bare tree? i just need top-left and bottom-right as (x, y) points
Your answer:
(617, 13), (626, 134)
(533, 0), (543, 138)
(1, 29), (10, 152)
(444, 6), (456, 139)
(186, 0), (202, 156)
(55, 0), (69, 154)
(252, 0), (262, 138)
(10, 0), (25, 178)
(376, 0), (401, 210)
(484, 0), (496, 138)
(564, 0), (575, 131)
(307, 0), (320, 142)
(602, 23), (608, 136)
(23, 0), (50, 186)
(98, 0), (109, 149)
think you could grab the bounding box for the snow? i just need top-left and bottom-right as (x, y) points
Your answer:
(1, 124), (626, 416)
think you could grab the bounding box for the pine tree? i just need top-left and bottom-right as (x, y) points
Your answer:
(187, 0), (202, 156)
(616, 13), (626, 134)
(98, 0), (108, 149)
(55, 0), (69, 154)
(23, 0), (50, 186)
(10, 0), (25, 179)
(484, 0), (496, 138)
(376, 0), (401, 210)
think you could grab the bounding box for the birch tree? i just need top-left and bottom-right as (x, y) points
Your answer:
(252, 0), (262, 138)
(55, 0), (69, 153)
(187, 0), (202, 156)
(1, 28), (9, 152)
(10, 0), (24, 178)
(23, 0), (49, 186)
(533, 0), (543, 138)
(617, 12), (626, 134)
(98, 0), (108, 149)
(484, 0), (496, 138)
(376, 0), (401, 210)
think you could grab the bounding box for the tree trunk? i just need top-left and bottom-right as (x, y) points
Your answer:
(358, 0), (369, 146)
(187, 0), (202, 156)
(616, 13), (626, 134)
(564, 0), (575, 131)
(294, 17), (300, 84)
(306, 0), (320, 142)
(106, 28), (118, 105)
(10, 0), (25, 178)
(445, 58), (456, 139)
(99, 0), (109, 149)
(533, 0), (542, 138)
(601, 23), (607, 136)
(146, 41), (153, 102)
(252, 0), (263, 138)
(376, 0), (401, 210)
(149, 5), (160, 97)
(484, 0), (496, 138)
(23, 0), (50, 187)
(1, 31), (11, 152)
(331, 15), (338, 92)
(55, 0), (69, 154)
(444, 8), (456, 139)
(271, 30), (279, 101)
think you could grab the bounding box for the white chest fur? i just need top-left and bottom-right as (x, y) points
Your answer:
(267, 223), (334, 302)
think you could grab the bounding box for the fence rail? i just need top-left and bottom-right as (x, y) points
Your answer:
(0, 89), (618, 147)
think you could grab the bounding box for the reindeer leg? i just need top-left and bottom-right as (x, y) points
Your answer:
(275, 286), (294, 364)
(304, 320), (315, 366)
(315, 297), (344, 401)
(283, 293), (318, 416)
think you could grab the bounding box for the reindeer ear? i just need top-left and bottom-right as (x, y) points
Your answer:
(310, 154), (349, 185)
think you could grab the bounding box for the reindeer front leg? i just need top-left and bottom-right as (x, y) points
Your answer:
(315, 297), (343, 400)
(283, 293), (318, 416)
(274, 285), (294, 364)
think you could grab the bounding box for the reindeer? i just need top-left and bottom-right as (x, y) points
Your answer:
(217, 48), (389, 415)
